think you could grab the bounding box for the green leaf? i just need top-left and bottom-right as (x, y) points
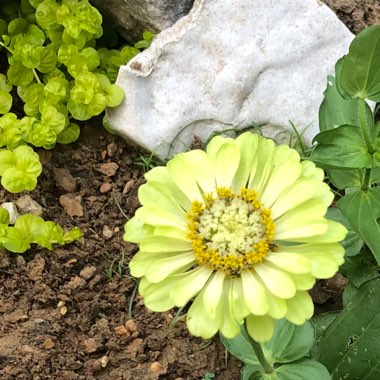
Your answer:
(0, 91), (12, 114)
(56, 123), (80, 144)
(326, 208), (363, 257)
(221, 319), (314, 366)
(7, 61), (34, 86)
(63, 226), (83, 243)
(326, 168), (363, 190)
(319, 76), (361, 132)
(35, 0), (59, 31)
(338, 188), (380, 263)
(41, 105), (65, 134)
(0, 207), (10, 225)
(37, 44), (57, 73)
(340, 25), (380, 101)
(2, 226), (30, 253)
(311, 125), (372, 168)
(0, 73), (12, 93)
(315, 277), (380, 379)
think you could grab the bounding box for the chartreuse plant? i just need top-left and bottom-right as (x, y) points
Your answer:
(0, 0), (153, 254)
(0, 0), (153, 193)
(0, 207), (81, 253)
(124, 131), (347, 379)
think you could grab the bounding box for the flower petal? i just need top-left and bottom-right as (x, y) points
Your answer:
(241, 270), (269, 315)
(231, 277), (251, 321)
(285, 291), (314, 325)
(170, 266), (213, 306)
(291, 273), (316, 291)
(167, 155), (204, 202)
(139, 277), (176, 312)
(129, 250), (191, 278)
(145, 252), (196, 283)
(153, 226), (186, 239)
(212, 143), (241, 188)
(135, 206), (186, 229)
(202, 270), (225, 320)
(231, 132), (259, 192)
(145, 166), (191, 210)
(180, 149), (216, 194)
(265, 251), (311, 274)
(246, 314), (275, 342)
(187, 290), (222, 339)
(266, 292), (287, 318)
(248, 137), (275, 193)
(124, 216), (154, 243)
(140, 236), (192, 252)
(255, 263), (296, 299)
(270, 179), (317, 220)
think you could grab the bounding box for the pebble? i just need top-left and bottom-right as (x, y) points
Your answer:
(79, 265), (96, 280)
(106, 142), (118, 157)
(83, 338), (101, 353)
(114, 325), (129, 336)
(97, 162), (119, 176)
(59, 194), (84, 217)
(1, 202), (19, 224)
(99, 182), (112, 193)
(150, 361), (165, 374)
(15, 195), (43, 216)
(102, 226), (113, 239)
(122, 179), (135, 194)
(53, 168), (77, 192)
(67, 276), (86, 289)
(20, 345), (34, 354)
(43, 338), (55, 350)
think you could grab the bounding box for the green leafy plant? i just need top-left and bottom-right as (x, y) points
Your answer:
(0, 207), (82, 253)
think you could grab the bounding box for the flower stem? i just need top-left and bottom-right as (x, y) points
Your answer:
(358, 99), (374, 154)
(358, 99), (374, 191)
(244, 321), (274, 374)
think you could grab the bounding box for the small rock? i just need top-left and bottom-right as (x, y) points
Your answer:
(125, 319), (137, 333)
(83, 338), (101, 353)
(20, 345), (34, 354)
(79, 265), (97, 280)
(114, 325), (129, 336)
(99, 182), (112, 193)
(106, 142), (118, 157)
(43, 338), (55, 350)
(114, 227), (120, 233)
(122, 179), (135, 194)
(67, 276), (86, 289)
(16, 255), (26, 266)
(59, 194), (84, 217)
(150, 361), (165, 375)
(102, 226), (113, 239)
(27, 254), (46, 281)
(62, 370), (79, 380)
(100, 356), (109, 368)
(4, 309), (27, 323)
(97, 162), (119, 176)
(15, 195), (43, 216)
(127, 338), (144, 360)
(53, 168), (77, 192)
(1, 202), (19, 224)
(60, 306), (68, 316)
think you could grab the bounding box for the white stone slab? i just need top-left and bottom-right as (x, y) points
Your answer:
(106, 0), (354, 159)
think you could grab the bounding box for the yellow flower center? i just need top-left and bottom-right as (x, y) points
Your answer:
(186, 187), (275, 277)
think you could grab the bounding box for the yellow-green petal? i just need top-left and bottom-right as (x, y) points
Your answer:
(135, 206), (186, 229)
(265, 252), (311, 274)
(246, 314), (275, 342)
(144, 252), (195, 283)
(139, 277), (177, 312)
(285, 291), (314, 324)
(255, 263), (296, 299)
(292, 220), (347, 244)
(231, 277), (251, 321)
(202, 270), (225, 319)
(266, 292), (287, 319)
(213, 143), (241, 188)
(124, 216), (154, 243)
(241, 270), (269, 315)
(140, 236), (191, 252)
(170, 266), (213, 306)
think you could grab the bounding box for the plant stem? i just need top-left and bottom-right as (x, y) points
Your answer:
(244, 321), (274, 374)
(358, 99), (374, 154)
(362, 169), (371, 191)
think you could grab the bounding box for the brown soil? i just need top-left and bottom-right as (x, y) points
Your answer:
(0, 2), (378, 380)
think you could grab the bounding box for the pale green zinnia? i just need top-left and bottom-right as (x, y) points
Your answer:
(124, 132), (347, 342)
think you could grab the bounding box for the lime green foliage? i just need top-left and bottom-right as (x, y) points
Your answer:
(0, 0), (153, 193)
(310, 24), (380, 264)
(0, 207), (82, 253)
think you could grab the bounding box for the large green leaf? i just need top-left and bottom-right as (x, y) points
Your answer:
(311, 125), (372, 169)
(315, 277), (380, 379)
(339, 25), (380, 101)
(326, 168), (363, 190)
(338, 188), (380, 263)
(319, 76), (360, 132)
(244, 360), (331, 380)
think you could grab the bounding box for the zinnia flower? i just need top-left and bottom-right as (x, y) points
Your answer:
(124, 132), (346, 342)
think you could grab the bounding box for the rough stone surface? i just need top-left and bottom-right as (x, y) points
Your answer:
(107, 0), (354, 159)
(90, 0), (194, 43)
